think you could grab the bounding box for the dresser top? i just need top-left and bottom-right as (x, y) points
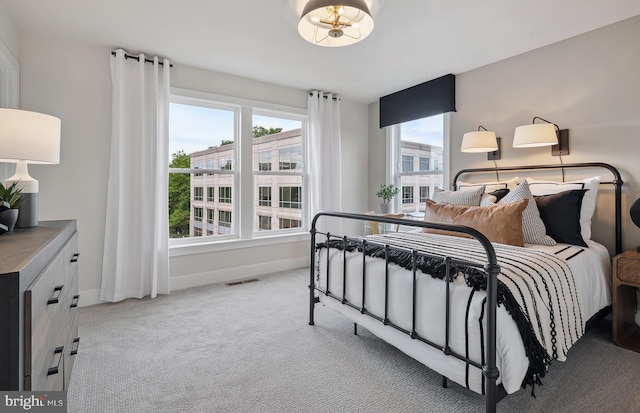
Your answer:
(0, 220), (77, 279)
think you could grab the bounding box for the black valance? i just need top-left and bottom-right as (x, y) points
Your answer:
(379, 74), (456, 128)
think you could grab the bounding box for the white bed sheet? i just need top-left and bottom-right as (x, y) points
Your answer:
(316, 237), (610, 395)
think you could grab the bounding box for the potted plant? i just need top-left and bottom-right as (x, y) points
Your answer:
(0, 181), (23, 231)
(376, 184), (399, 213)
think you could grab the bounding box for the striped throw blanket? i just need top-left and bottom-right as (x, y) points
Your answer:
(318, 232), (585, 391)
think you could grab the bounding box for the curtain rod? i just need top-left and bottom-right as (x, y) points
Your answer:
(110, 51), (173, 67)
(308, 92), (339, 101)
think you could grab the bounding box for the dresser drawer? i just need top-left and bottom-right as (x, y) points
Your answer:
(616, 256), (640, 285)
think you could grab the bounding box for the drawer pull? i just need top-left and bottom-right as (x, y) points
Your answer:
(47, 285), (65, 305)
(47, 346), (64, 376)
(71, 337), (80, 356)
(70, 253), (80, 263)
(70, 294), (80, 308)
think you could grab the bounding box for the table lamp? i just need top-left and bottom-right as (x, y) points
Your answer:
(0, 108), (61, 227)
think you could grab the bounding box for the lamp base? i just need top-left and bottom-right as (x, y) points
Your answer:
(15, 192), (38, 228)
(5, 162), (40, 228)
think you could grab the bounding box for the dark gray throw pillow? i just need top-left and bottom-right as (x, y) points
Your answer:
(534, 189), (588, 247)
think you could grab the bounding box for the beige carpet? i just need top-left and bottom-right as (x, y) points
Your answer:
(68, 268), (640, 413)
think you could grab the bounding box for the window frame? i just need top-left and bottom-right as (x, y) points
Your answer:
(385, 113), (450, 213)
(169, 88), (308, 253)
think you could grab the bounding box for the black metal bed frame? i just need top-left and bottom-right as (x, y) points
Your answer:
(308, 162), (623, 413)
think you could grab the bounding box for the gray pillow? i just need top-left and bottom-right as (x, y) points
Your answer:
(432, 185), (485, 206)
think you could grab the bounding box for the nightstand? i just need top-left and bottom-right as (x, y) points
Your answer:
(612, 249), (640, 352)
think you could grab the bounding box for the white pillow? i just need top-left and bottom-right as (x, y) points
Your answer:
(432, 185), (485, 206)
(457, 177), (521, 193)
(498, 180), (556, 246)
(527, 176), (601, 240)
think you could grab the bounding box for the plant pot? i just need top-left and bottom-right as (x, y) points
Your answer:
(380, 203), (391, 214)
(0, 208), (19, 231)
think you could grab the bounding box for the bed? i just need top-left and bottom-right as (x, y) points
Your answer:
(308, 162), (623, 413)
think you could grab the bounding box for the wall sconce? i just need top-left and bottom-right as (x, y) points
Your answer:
(513, 116), (569, 156)
(461, 125), (501, 160)
(298, 0), (374, 47)
(0, 108), (61, 227)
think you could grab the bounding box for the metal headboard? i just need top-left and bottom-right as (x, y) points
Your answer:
(452, 162), (623, 255)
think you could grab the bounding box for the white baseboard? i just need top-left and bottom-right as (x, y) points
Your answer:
(170, 256), (309, 291)
(78, 256), (309, 307)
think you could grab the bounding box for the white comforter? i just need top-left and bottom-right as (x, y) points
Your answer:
(316, 233), (610, 394)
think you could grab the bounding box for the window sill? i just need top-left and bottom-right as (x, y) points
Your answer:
(169, 231), (310, 258)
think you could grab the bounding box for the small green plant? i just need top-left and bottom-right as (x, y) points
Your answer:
(0, 181), (23, 209)
(376, 184), (400, 203)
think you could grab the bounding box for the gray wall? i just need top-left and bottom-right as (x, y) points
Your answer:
(16, 33), (369, 305)
(369, 15), (640, 255)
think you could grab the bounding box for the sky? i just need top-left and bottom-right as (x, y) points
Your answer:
(169, 103), (302, 158)
(400, 114), (443, 147)
(169, 102), (442, 158)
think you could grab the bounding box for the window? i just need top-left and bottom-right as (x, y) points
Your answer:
(193, 187), (203, 201)
(258, 150), (271, 171)
(219, 186), (232, 203)
(218, 210), (231, 234)
(258, 215), (271, 231)
(419, 157), (430, 171)
(402, 155), (413, 173)
(206, 209), (214, 235)
(279, 186), (302, 209)
(279, 146), (302, 171)
(253, 114), (304, 234)
(169, 93), (307, 245)
(419, 186), (429, 203)
(279, 218), (302, 229)
(388, 114), (445, 213)
(402, 186), (414, 204)
(258, 186), (271, 206)
(219, 158), (232, 170)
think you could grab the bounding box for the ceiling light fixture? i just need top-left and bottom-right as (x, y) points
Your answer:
(298, 0), (374, 47)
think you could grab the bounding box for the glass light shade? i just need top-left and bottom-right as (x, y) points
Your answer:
(298, 0), (374, 47)
(461, 130), (498, 153)
(0, 108), (61, 164)
(513, 123), (558, 148)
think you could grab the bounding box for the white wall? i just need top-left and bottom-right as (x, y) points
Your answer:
(17, 34), (369, 305)
(0, 3), (18, 59)
(19, 34), (112, 303)
(368, 15), (640, 255)
(451, 15), (640, 255)
(0, 3), (19, 180)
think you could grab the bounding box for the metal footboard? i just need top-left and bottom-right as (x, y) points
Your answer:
(309, 211), (501, 413)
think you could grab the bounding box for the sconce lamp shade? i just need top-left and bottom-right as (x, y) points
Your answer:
(513, 123), (558, 148)
(461, 130), (498, 153)
(298, 0), (374, 47)
(0, 108), (61, 164)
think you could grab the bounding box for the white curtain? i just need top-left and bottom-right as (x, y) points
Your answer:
(308, 91), (342, 235)
(100, 49), (170, 302)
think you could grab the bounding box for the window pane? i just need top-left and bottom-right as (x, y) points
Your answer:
(253, 114), (304, 232)
(169, 102), (235, 239)
(398, 114), (444, 213)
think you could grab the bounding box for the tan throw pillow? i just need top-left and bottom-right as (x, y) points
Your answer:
(422, 199), (528, 246)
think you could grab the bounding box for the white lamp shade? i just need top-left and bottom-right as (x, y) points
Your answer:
(0, 108), (61, 164)
(298, 0), (374, 47)
(513, 123), (558, 148)
(461, 130), (498, 153)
